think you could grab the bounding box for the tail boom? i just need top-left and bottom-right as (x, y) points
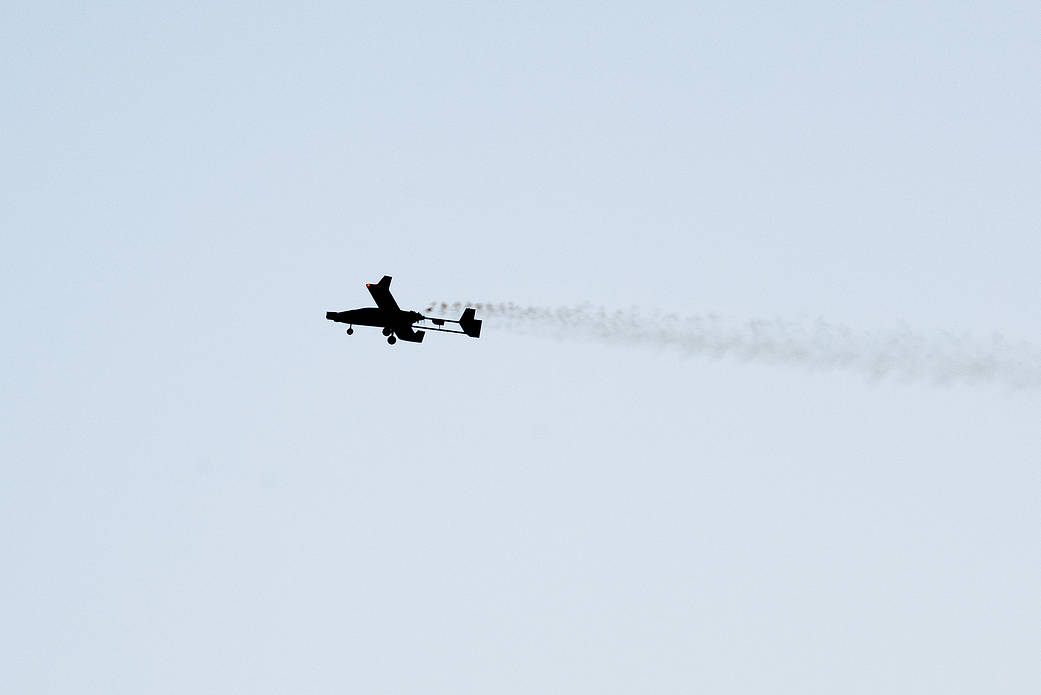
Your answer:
(418, 307), (482, 338)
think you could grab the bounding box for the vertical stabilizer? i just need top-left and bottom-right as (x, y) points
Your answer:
(459, 307), (482, 338)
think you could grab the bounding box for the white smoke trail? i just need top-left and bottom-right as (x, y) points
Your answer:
(427, 301), (1041, 389)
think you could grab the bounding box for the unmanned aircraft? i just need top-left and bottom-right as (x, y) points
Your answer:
(325, 276), (482, 345)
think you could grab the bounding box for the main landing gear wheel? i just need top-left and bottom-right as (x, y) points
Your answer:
(387, 335), (397, 345)
(382, 327), (393, 336)
(346, 327), (354, 335)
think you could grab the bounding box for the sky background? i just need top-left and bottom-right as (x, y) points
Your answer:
(3, 2), (1040, 693)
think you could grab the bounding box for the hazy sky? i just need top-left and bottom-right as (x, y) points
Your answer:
(3, 2), (1039, 693)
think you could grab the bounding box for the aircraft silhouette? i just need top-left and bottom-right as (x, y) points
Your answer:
(325, 276), (482, 345)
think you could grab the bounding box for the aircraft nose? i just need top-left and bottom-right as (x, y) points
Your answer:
(326, 312), (337, 320)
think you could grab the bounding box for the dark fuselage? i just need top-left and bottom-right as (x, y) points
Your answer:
(327, 307), (424, 328)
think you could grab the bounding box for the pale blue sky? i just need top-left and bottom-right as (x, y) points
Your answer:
(3, 2), (1039, 693)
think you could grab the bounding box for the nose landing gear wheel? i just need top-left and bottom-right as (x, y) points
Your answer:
(346, 327), (354, 335)
(387, 335), (397, 345)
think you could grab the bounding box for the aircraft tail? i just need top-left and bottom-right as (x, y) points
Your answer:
(459, 307), (482, 338)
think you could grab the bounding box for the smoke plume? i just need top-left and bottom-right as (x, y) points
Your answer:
(426, 301), (1041, 389)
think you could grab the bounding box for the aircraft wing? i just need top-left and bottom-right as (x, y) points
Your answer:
(366, 276), (400, 312)
(393, 324), (425, 343)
